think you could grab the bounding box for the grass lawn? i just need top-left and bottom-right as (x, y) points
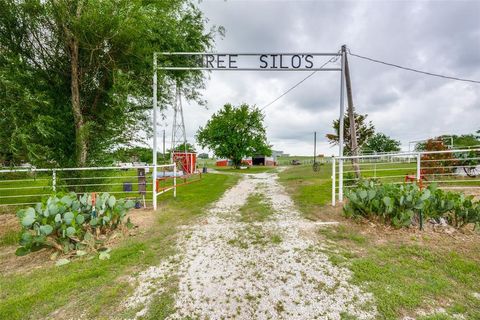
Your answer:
(319, 224), (480, 320)
(212, 166), (277, 174)
(278, 163), (333, 219)
(278, 165), (480, 319)
(0, 172), (239, 320)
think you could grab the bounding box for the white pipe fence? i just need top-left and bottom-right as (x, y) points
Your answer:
(0, 164), (177, 211)
(332, 148), (480, 206)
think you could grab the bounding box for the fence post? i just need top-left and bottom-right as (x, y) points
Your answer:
(338, 158), (344, 202)
(416, 153), (421, 182)
(173, 164), (177, 198)
(153, 164), (157, 210)
(331, 157), (336, 206)
(52, 169), (56, 192)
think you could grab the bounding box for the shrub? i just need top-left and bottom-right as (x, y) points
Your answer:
(343, 181), (480, 229)
(420, 139), (455, 175)
(15, 192), (134, 256)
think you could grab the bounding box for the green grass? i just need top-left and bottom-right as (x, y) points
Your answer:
(0, 168), (208, 214)
(238, 193), (274, 222)
(319, 225), (480, 320)
(212, 166), (277, 174)
(280, 163), (480, 319)
(278, 164), (332, 219)
(0, 172), (239, 320)
(0, 229), (20, 246)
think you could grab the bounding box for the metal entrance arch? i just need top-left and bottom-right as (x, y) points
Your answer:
(152, 50), (346, 209)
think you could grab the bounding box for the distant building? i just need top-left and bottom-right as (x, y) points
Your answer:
(272, 150), (289, 158)
(252, 155), (276, 166)
(216, 158), (253, 166)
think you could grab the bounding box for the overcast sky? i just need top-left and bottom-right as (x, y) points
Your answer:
(161, 0), (480, 156)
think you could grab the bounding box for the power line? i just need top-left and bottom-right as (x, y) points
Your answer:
(260, 57), (339, 111)
(348, 50), (480, 84)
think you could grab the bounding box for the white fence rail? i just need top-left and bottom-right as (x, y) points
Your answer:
(332, 148), (480, 206)
(0, 164), (177, 211)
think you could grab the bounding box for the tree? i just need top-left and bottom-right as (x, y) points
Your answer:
(420, 139), (454, 174)
(364, 133), (401, 153)
(196, 103), (271, 168)
(326, 112), (375, 155)
(0, 0), (217, 167)
(173, 143), (196, 153)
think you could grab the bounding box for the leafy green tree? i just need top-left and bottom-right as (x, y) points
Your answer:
(364, 133), (401, 153)
(0, 0), (217, 167)
(326, 112), (375, 155)
(449, 134), (480, 148)
(173, 143), (196, 153)
(196, 103), (271, 168)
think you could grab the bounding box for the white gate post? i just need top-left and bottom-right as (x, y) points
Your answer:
(331, 157), (336, 206)
(339, 159), (344, 201)
(52, 169), (56, 192)
(173, 164), (177, 198)
(152, 53), (158, 210)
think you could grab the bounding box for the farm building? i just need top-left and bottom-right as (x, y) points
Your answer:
(252, 155), (276, 166)
(215, 158), (254, 166)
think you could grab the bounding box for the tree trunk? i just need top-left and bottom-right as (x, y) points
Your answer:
(70, 37), (87, 166)
(66, 1), (87, 167)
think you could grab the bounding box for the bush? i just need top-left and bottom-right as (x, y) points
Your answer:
(420, 139), (455, 175)
(15, 192), (134, 256)
(343, 181), (480, 229)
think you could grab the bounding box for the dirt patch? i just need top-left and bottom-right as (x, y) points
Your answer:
(128, 208), (157, 230)
(0, 213), (20, 236)
(311, 204), (480, 259)
(0, 208), (158, 276)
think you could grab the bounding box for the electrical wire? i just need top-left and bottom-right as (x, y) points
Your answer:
(348, 50), (480, 84)
(260, 56), (339, 111)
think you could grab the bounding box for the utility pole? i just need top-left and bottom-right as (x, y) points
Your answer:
(313, 131), (320, 172)
(342, 45), (361, 179)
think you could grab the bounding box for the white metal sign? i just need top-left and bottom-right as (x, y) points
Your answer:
(156, 52), (341, 71)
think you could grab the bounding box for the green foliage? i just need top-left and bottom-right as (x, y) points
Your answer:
(326, 112), (375, 155)
(172, 142), (196, 153)
(196, 103), (271, 168)
(416, 133), (480, 150)
(0, 172), (238, 320)
(363, 132), (401, 153)
(344, 181), (480, 228)
(15, 192), (134, 255)
(0, 0), (217, 167)
(456, 150), (480, 168)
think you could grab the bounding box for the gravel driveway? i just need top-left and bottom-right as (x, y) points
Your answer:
(125, 171), (377, 319)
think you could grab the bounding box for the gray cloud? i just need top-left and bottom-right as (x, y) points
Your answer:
(158, 0), (480, 156)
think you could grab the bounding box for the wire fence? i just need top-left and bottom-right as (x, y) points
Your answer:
(0, 164), (180, 213)
(331, 148), (480, 205)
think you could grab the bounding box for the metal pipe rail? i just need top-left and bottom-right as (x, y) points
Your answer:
(332, 148), (480, 205)
(0, 164), (177, 210)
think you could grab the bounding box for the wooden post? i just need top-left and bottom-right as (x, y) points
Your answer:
(342, 45), (361, 179)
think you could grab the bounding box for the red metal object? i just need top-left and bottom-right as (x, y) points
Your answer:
(405, 170), (428, 189)
(241, 159), (253, 166)
(216, 159), (229, 167)
(173, 152), (197, 174)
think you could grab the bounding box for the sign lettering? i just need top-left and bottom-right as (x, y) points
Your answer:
(157, 53), (341, 71)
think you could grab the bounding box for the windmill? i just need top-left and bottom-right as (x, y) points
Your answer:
(170, 83), (196, 174)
